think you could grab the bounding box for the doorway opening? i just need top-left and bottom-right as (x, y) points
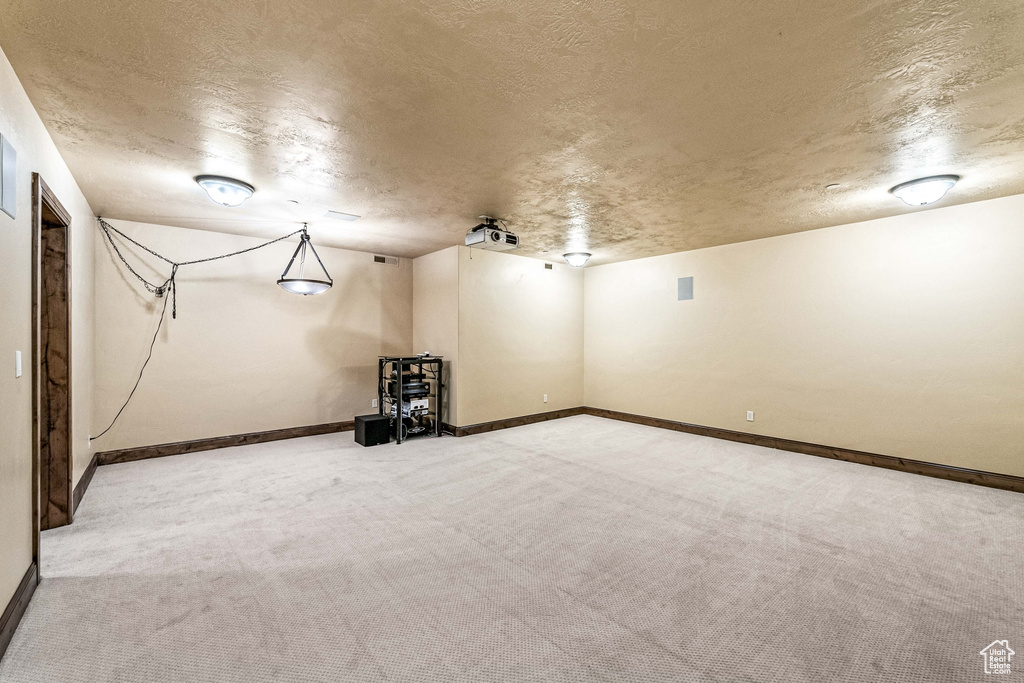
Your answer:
(32, 173), (73, 545)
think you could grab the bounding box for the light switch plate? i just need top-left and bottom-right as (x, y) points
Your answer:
(15, 350), (22, 378)
(1, 135), (16, 219)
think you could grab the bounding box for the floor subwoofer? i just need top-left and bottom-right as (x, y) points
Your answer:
(354, 414), (391, 447)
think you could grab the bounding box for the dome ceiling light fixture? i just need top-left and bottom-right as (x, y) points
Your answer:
(889, 174), (960, 206)
(278, 224), (333, 295)
(564, 252), (592, 267)
(195, 175), (255, 207)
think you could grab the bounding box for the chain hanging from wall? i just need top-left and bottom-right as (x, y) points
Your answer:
(92, 218), (333, 441)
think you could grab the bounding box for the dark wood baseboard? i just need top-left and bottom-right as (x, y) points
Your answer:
(91, 408), (1022, 494)
(96, 421), (355, 466)
(448, 407), (586, 437)
(0, 562), (38, 663)
(72, 452), (98, 514)
(583, 407), (1024, 494)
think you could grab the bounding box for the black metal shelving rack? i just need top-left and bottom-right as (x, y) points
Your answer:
(377, 355), (444, 444)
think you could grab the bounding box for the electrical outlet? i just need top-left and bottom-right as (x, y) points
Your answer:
(746, 411), (754, 422)
(371, 399), (378, 408)
(543, 394), (548, 403)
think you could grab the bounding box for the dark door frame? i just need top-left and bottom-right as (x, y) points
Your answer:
(31, 173), (73, 578)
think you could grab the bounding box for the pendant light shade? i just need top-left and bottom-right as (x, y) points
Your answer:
(278, 227), (333, 295)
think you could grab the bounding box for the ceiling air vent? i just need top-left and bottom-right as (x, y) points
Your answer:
(325, 210), (360, 221)
(373, 255), (399, 266)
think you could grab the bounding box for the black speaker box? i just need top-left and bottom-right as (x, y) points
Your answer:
(355, 414), (391, 447)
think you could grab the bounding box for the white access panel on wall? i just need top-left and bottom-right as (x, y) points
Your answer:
(1, 134), (16, 219)
(677, 276), (694, 301)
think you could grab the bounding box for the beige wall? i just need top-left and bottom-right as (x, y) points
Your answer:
(93, 220), (411, 451)
(584, 194), (1024, 477)
(413, 247), (459, 426)
(0, 47), (95, 610)
(456, 247), (584, 426)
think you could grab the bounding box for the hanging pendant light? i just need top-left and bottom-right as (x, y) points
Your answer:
(278, 225), (333, 295)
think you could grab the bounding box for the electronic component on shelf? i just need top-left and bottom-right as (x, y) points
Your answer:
(390, 371), (425, 381)
(390, 398), (429, 418)
(387, 380), (429, 397)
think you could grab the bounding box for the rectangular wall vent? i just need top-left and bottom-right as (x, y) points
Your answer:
(545, 263), (553, 270)
(373, 255), (399, 266)
(678, 276), (694, 301)
(1, 134), (16, 219)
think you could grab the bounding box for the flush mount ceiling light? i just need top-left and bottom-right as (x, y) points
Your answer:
(194, 175), (255, 207)
(564, 252), (591, 267)
(889, 175), (960, 206)
(278, 225), (333, 295)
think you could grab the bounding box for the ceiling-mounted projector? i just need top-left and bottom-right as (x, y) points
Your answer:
(465, 216), (519, 251)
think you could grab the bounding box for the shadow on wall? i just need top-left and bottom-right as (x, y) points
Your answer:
(307, 266), (389, 421)
(99, 227), (161, 310)
(439, 360), (455, 426)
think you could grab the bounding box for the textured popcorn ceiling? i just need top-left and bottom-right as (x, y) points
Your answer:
(1, 0), (1024, 263)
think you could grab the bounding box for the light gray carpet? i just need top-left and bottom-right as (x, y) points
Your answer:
(1, 415), (1021, 682)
